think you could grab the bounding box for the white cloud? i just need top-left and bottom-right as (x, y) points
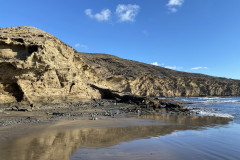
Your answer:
(151, 62), (159, 66)
(85, 9), (111, 21)
(165, 66), (183, 70)
(116, 4), (140, 22)
(191, 67), (208, 70)
(169, 7), (177, 13)
(167, 0), (184, 6)
(151, 62), (164, 66)
(166, 0), (184, 13)
(151, 62), (183, 70)
(75, 43), (89, 50)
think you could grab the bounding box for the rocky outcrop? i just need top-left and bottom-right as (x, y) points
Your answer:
(0, 26), (101, 103)
(0, 26), (240, 104)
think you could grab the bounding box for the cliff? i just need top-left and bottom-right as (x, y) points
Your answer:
(0, 26), (240, 103)
(80, 53), (240, 97)
(0, 26), (101, 103)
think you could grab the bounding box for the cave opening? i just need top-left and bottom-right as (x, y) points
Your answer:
(13, 38), (24, 43)
(28, 45), (38, 54)
(4, 83), (24, 102)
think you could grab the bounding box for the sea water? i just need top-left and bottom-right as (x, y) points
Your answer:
(71, 124), (240, 160)
(70, 97), (240, 160)
(172, 97), (240, 123)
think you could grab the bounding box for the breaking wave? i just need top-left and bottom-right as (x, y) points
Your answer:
(172, 97), (240, 122)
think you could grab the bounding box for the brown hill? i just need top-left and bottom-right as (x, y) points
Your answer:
(0, 26), (240, 103)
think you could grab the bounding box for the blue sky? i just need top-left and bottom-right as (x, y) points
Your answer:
(1, 0), (240, 79)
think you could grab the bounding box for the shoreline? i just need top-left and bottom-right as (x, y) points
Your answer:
(0, 98), (233, 141)
(0, 112), (234, 160)
(0, 98), (197, 127)
(0, 111), (233, 144)
(0, 99), (235, 160)
(0, 98), (233, 139)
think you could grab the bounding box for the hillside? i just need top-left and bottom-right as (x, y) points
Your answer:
(0, 26), (240, 104)
(79, 52), (240, 97)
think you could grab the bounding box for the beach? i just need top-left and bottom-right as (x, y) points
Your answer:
(0, 97), (240, 160)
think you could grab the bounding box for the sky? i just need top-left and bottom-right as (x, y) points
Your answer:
(1, 0), (240, 79)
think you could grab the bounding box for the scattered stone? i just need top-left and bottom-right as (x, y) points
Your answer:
(18, 108), (32, 112)
(52, 112), (65, 116)
(90, 113), (98, 120)
(30, 104), (34, 109)
(137, 110), (141, 116)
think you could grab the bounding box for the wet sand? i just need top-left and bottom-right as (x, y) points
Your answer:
(73, 122), (240, 160)
(1, 99), (239, 160)
(0, 114), (236, 160)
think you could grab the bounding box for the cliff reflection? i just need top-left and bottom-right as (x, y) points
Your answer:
(0, 115), (231, 160)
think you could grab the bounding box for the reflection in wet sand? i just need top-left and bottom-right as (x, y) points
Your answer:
(0, 115), (231, 160)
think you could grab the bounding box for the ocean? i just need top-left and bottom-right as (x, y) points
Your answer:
(172, 97), (240, 123)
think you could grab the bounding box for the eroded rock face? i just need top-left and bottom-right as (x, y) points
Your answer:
(0, 26), (240, 103)
(0, 26), (101, 103)
(79, 53), (240, 97)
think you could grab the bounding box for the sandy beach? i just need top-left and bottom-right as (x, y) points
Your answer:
(0, 106), (234, 160)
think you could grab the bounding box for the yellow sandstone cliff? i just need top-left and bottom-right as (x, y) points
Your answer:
(0, 26), (240, 103)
